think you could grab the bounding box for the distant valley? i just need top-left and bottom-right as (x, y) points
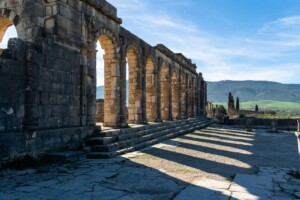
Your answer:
(207, 81), (300, 116)
(97, 80), (300, 115)
(207, 80), (300, 103)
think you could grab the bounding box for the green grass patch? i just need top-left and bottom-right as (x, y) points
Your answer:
(213, 100), (300, 117)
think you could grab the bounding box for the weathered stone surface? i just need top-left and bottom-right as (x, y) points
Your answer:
(1, 126), (299, 200)
(0, 0), (208, 164)
(295, 192), (300, 198)
(86, 118), (213, 158)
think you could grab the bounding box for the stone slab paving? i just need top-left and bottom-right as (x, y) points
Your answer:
(0, 125), (300, 200)
(174, 179), (231, 200)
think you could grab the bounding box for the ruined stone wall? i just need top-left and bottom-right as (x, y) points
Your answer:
(0, 0), (208, 163)
(231, 118), (298, 130)
(0, 39), (26, 133)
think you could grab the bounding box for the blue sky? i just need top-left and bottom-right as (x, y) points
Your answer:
(1, 0), (299, 84)
(107, 0), (300, 84)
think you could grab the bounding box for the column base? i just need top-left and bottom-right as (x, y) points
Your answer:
(155, 118), (163, 123)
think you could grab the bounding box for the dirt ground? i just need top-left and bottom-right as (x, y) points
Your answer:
(129, 125), (300, 183)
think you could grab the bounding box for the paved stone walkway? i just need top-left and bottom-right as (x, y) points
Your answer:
(0, 125), (300, 200)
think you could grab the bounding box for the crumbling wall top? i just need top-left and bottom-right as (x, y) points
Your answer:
(156, 44), (197, 74)
(80, 0), (122, 24)
(176, 53), (191, 64)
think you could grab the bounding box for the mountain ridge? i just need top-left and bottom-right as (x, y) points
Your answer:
(207, 80), (300, 103)
(96, 80), (300, 103)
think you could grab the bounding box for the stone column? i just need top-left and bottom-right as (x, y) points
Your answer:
(141, 63), (147, 123)
(156, 63), (162, 122)
(178, 71), (182, 119)
(160, 66), (170, 121)
(204, 81), (208, 116)
(187, 78), (193, 118)
(181, 74), (187, 119)
(119, 58), (128, 127)
(270, 120), (278, 132)
(171, 69), (180, 120)
(96, 99), (104, 122)
(197, 73), (203, 117)
(192, 79), (196, 117)
(168, 65), (173, 121)
(103, 54), (121, 127)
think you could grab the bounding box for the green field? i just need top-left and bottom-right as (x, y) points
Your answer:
(213, 100), (300, 117)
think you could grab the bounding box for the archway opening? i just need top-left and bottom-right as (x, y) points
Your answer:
(160, 64), (169, 121)
(171, 70), (179, 119)
(95, 42), (105, 125)
(0, 17), (18, 52)
(146, 58), (157, 122)
(126, 47), (141, 124)
(96, 34), (119, 127)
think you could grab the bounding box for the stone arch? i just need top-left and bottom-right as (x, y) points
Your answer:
(97, 30), (120, 127)
(181, 72), (187, 118)
(0, 9), (22, 52)
(145, 56), (157, 122)
(160, 62), (170, 121)
(95, 28), (119, 50)
(126, 44), (142, 123)
(171, 68), (180, 119)
(0, 17), (13, 43)
(0, 9), (24, 41)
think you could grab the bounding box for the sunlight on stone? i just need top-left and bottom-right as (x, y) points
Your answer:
(191, 134), (253, 146)
(197, 131), (255, 141)
(179, 140), (253, 155)
(206, 127), (256, 136)
(187, 150), (252, 169)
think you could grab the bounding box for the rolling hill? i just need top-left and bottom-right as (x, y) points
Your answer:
(207, 81), (300, 116)
(97, 80), (300, 115)
(207, 81), (300, 103)
(97, 81), (129, 100)
(97, 80), (300, 103)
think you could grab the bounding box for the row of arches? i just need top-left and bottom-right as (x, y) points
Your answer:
(96, 33), (200, 126)
(0, 11), (204, 128)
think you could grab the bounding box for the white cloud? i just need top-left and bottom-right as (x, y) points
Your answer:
(2, 1), (299, 84)
(202, 63), (300, 83)
(106, 0), (300, 84)
(260, 15), (300, 35)
(278, 15), (300, 26)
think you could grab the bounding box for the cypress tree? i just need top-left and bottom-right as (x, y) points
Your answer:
(255, 105), (259, 112)
(236, 97), (240, 110)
